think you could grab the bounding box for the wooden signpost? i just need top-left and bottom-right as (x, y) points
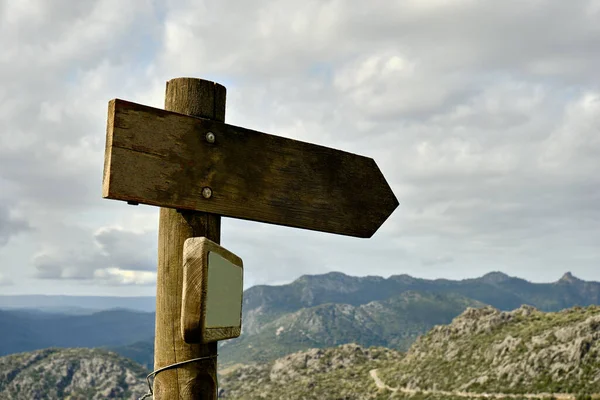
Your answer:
(102, 77), (398, 399)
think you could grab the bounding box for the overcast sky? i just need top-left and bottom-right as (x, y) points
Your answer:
(1, 0), (599, 296)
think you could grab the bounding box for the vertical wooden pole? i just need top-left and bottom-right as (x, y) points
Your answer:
(154, 78), (226, 399)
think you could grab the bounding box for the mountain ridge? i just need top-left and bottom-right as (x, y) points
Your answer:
(2, 270), (599, 370)
(1, 271), (595, 313)
(241, 270), (600, 336)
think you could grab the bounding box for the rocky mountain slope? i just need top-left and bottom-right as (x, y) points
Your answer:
(378, 304), (600, 395)
(219, 304), (600, 399)
(218, 344), (403, 399)
(220, 291), (483, 365)
(0, 348), (148, 400)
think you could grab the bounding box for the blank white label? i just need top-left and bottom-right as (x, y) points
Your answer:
(205, 251), (243, 328)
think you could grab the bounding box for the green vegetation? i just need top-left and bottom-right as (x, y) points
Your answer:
(219, 344), (403, 399)
(378, 305), (600, 395)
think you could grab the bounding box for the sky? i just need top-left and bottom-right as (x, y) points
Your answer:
(0, 0), (599, 296)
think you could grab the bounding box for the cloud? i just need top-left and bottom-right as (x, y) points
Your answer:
(0, 202), (31, 247)
(32, 225), (157, 285)
(95, 227), (157, 272)
(0, 272), (14, 286)
(422, 256), (455, 267)
(1, 0), (600, 295)
(93, 268), (156, 286)
(0, 0), (162, 213)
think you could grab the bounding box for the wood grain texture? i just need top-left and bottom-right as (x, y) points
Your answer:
(153, 78), (225, 400)
(103, 99), (399, 238)
(181, 237), (243, 344)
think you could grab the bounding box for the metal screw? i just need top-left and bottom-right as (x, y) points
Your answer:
(202, 187), (213, 199)
(206, 132), (215, 143)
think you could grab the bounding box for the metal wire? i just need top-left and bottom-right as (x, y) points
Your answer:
(139, 354), (219, 400)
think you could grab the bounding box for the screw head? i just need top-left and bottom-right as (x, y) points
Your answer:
(202, 187), (213, 199)
(206, 132), (215, 143)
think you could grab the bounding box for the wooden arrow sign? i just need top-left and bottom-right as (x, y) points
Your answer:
(103, 99), (398, 238)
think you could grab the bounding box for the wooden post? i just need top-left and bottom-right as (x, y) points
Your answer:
(153, 78), (226, 399)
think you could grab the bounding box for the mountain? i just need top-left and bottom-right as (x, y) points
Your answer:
(0, 309), (155, 357)
(219, 270), (600, 365)
(2, 271), (597, 320)
(2, 271), (599, 370)
(2, 304), (599, 399)
(219, 305), (600, 399)
(377, 304), (600, 395)
(219, 343), (403, 399)
(0, 348), (148, 399)
(219, 291), (484, 365)
(241, 270), (600, 336)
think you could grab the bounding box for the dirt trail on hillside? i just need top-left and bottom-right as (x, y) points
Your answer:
(369, 369), (592, 399)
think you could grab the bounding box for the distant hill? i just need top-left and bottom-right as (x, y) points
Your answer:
(107, 340), (154, 370)
(0, 308), (155, 357)
(0, 348), (148, 400)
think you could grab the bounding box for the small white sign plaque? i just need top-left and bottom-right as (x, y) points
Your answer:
(205, 251), (243, 329)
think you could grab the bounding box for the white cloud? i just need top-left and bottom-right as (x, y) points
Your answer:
(0, 202), (30, 247)
(31, 225), (157, 283)
(93, 268), (156, 286)
(1, 0), (600, 295)
(0, 272), (14, 286)
(539, 92), (600, 173)
(422, 255), (455, 267)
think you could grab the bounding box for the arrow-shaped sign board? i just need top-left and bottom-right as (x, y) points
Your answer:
(103, 99), (398, 238)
